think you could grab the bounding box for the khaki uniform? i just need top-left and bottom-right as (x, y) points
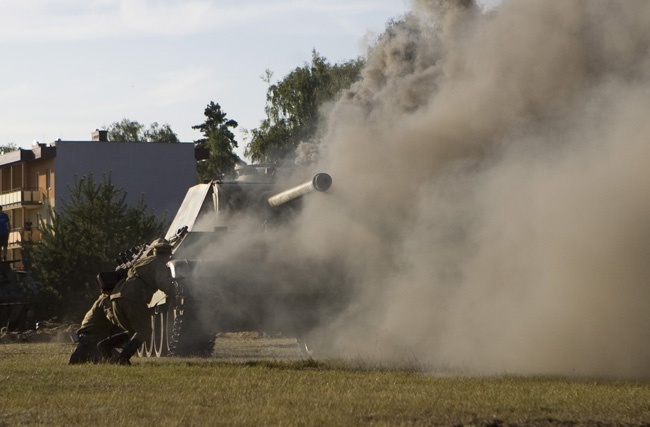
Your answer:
(110, 255), (173, 342)
(69, 293), (123, 364)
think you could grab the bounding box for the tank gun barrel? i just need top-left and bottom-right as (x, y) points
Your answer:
(267, 173), (332, 208)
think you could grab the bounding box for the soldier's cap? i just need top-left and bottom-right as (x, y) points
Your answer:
(153, 242), (173, 255)
(97, 271), (122, 291)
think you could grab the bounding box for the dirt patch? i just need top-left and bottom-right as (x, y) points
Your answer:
(0, 322), (79, 344)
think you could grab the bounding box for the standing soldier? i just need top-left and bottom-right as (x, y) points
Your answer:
(69, 275), (127, 364)
(0, 205), (10, 261)
(108, 240), (174, 365)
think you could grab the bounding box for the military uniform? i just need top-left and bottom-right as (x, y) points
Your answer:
(109, 242), (174, 364)
(69, 293), (123, 364)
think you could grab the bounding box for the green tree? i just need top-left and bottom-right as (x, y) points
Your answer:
(30, 173), (165, 320)
(107, 119), (143, 142)
(0, 143), (18, 154)
(107, 119), (179, 143)
(192, 102), (240, 181)
(246, 51), (364, 163)
(144, 122), (180, 143)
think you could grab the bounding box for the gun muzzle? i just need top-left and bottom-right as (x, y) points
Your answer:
(267, 173), (332, 208)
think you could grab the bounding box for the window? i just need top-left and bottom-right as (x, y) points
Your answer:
(45, 169), (51, 189)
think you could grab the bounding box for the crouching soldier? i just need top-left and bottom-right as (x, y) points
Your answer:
(69, 273), (128, 364)
(107, 240), (174, 365)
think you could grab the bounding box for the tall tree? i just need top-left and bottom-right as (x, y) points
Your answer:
(192, 102), (240, 181)
(107, 119), (179, 143)
(246, 51), (364, 163)
(30, 173), (165, 320)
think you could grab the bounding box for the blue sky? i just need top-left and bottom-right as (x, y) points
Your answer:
(0, 0), (498, 159)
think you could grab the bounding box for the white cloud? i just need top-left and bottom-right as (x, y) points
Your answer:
(0, 0), (406, 42)
(0, 83), (32, 101)
(0, 0), (413, 149)
(146, 67), (219, 107)
(117, 0), (215, 35)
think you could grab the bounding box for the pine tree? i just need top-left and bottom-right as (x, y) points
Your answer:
(30, 173), (165, 320)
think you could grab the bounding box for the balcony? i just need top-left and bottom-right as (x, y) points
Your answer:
(0, 188), (43, 208)
(9, 227), (41, 247)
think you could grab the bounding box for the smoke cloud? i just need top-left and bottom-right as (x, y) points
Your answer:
(293, 0), (650, 378)
(192, 0), (650, 379)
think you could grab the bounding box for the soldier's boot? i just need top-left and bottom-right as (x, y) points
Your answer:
(69, 342), (91, 365)
(116, 338), (142, 365)
(97, 332), (130, 362)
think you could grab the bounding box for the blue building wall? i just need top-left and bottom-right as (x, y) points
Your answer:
(53, 141), (196, 222)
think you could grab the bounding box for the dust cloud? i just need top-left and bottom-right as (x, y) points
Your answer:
(192, 0), (650, 378)
(294, 0), (650, 378)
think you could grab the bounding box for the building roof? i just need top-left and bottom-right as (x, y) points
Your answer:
(0, 143), (56, 167)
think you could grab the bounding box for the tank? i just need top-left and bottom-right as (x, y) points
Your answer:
(112, 167), (338, 357)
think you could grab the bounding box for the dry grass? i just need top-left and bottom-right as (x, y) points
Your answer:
(1, 337), (650, 426)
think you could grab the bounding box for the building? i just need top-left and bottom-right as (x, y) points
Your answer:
(0, 130), (200, 269)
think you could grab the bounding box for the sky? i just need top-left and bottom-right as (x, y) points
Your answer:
(0, 0), (498, 160)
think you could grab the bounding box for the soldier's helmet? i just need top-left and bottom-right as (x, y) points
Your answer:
(153, 242), (173, 256)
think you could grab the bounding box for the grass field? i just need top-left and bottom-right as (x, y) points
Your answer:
(1, 335), (650, 426)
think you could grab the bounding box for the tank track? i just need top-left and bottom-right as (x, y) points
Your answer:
(168, 279), (215, 357)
